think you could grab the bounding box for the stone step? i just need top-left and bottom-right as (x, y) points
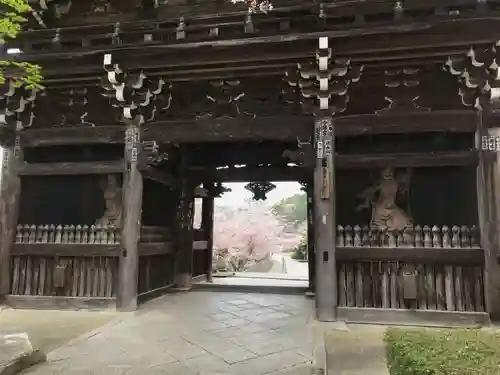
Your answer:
(192, 281), (307, 295)
(0, 333), (46, 375)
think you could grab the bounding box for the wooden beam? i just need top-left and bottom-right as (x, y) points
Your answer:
(117, 125), (142, 312)
(11, 244), (120, 257)
(336, 246), (484, 265)
(477, 111), (500, 321)
(4, 295), (116, 310)
(196, 150), (477, 183)
(19, 15), (500, 66)
(138, 242), (175, 256)
(18, 110), (486, 147)
(20, 126), (124, 147)
(19, 21), (438, 62)
(16, 160), (125, 176)
(201, 181), (215, 282)
(174, 147), (195, 290)
(314, 116), (337, 321)
(141, 166), (178, 187)
(0, 139), (22, 297)
(204, 166), (308, 183)
(336, 151), (478, 169)
(337, 307), (489, 327)
(306, 180), (315, 293)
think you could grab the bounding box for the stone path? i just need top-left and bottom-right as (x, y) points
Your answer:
(0, 308), (116, 353)
(23, 292), (317, 375)
(324, 324), (389, 375)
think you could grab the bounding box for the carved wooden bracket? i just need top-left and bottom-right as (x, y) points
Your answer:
(209, 182), (232, 198)
(138, 140), (170, 167)
(0, 81), (42, 146)
(283, 48), (363, 116)
(375, 68), (430, 115)
(29, 0), (72, 27)
(282, 137), (315, 167)
(444, 42), (500, 111)
(101, 53), (172, 126)
(196, 80), (245, 119)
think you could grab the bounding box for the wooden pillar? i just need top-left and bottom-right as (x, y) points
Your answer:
(201, 181), (215, 282)
(478, 112), (500, 320)
(314, 116), (337, 321)
(117, 125), (143, 311)
(0, 137), (22, 298)
(174, 148), (195, 290)
(306, 180), (315, 294)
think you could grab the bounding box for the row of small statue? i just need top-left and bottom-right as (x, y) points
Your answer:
(336, 225), (480, 248)
(15, 224), (120, 245)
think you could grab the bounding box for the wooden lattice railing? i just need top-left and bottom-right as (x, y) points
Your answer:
(336, 225), (480, 248)
(10, 224), (176, 300)
(335, 224), (485, 315)
(15, 224), (120, 244)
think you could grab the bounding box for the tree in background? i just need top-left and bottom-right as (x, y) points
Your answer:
(270, 193), (307, 229)
(0, 0), (42, 87)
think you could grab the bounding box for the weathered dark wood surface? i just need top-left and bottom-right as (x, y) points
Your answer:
(0, 141), (23, 298)
(4, 295), (116, 310)
(201, 184), (215, 281)
(337, 261), (485, 313)
(314, 116), (337, 321)
(138, 254), (175, 296)
(118, 125), (143, 311)
(174, 148), (195, 289)
(337, 307), (489, 327)
(18, 110), (491, 146)
(476, 113), (500, 320)
(11, 244), (120, 257)
(16, 160), (125, 176)
(336, 247), (484, 265)
(10, 255), (118, 298)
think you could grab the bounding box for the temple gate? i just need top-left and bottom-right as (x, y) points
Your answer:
(0, 0), (499, 325)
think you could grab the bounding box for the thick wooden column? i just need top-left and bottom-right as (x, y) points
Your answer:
(478, 113), (500, 320)
(306, 180), (315, 294)
(201, 181), (215, 282)
(0, 137), (22, 298)
(174, 149), (195, 290)
(117, 126), (143, 311)
(314, 117), (337, 321)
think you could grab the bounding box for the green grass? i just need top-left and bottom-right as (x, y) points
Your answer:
(385, 327), (500, 375)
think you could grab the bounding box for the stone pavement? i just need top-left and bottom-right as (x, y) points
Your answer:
(0, 308), (116, 354)
(23, 292), (318, 375)
(324, 324), (389, 375)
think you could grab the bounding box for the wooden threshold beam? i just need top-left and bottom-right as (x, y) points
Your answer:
(16, 160), (125, 176)
(19, 111), (484, 147)
(337, 307), (489, 327)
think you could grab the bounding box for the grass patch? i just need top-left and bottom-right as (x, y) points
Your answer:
(385, 327), (500, 375)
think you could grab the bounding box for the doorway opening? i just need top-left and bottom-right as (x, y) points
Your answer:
(195, 181), (309, 292)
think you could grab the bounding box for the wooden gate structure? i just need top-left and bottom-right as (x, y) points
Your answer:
(0, 0), (500, 326)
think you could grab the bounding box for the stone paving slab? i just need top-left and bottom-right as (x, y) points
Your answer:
(22, 292), (318, 375)
(324, 324), (389, 375)
(0, 308), (117, 354)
